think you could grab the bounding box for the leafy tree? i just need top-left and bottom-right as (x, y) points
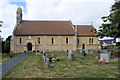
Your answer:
(97, 1), (120, 39)
(3, 35), (11, 53)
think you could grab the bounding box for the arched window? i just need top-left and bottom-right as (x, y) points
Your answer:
(19, 38), (21, 44)
(77, 38), (79, 45)
(89, 38), (91, 44)
(52, 38), (54, 44)
(38, 38), (40, 44)
(92, 38), (94, 44)
(66, 37), (68, 44)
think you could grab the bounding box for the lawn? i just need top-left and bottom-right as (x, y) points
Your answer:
(2, 52), (119, 78)
(0, 53), (24, 63)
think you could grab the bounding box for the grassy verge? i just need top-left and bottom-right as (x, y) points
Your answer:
(0, 53), (24, 63)
(2, 52), (119, 78)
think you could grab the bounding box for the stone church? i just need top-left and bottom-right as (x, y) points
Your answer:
(10, 7), (101, 53)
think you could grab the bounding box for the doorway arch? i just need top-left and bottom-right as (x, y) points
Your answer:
(82, 44), (85, 49)
(27, 43), (32, 51)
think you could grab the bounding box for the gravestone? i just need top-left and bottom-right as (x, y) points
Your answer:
(94, 50), (96, 54)
(10, 56), (12, 58)
(82, 50), (86, 57)
(108, 52), (112, 57)
(104, 50), (108, 54)
(80, 49), (82, 53)
(36, 50), (40, 54)
(85, 50), (88, 54)
(45, 58), (51, 69)
(77, 52), (79, 54)
(68, 50), (72, 59)
(98, 50), (101, 54)
(66, 49), (68, 56)
(100, 54), (109, 62)
(43, 52), (47, 62)
(71, 53), (75, 61)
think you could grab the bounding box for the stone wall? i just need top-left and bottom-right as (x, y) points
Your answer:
(77, 36), (101, 50)
(11, 35), (75, 53)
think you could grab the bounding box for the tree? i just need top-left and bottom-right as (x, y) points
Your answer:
(3, 35), (12, 53)
(97, 1), (120, 39)
(0, 21), (3, 53)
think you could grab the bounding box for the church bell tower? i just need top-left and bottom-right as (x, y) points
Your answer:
(16, 7), (22, 25)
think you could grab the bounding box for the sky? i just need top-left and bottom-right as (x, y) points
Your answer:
(0, 0), (115, 40)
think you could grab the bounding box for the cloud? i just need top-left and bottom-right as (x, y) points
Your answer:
(0, 0), (19, 40)
(0, 0), (115, 40)
(24, 0), (114, 30)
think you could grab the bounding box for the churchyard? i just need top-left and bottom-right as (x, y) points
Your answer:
(2, 50), (119, 78)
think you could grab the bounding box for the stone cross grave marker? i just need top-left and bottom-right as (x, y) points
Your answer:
(100, 54), (109, 62)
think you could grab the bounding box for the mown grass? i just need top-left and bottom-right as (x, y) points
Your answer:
(1, 53), (24, 63)
(2, 52), (119, 78)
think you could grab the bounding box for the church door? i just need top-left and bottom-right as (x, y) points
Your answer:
(82, 44), (85, 49)
(27, 43), (32, 51)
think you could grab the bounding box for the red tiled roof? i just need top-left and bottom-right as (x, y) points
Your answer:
(14, 20), (75, 36)
(76, 25), (96, 36)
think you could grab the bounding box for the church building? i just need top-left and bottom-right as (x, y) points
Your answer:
(10, 7), (101, 53)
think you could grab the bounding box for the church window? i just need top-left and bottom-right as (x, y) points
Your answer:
(38, 38), (40, 44)
(89, 38), (91, 44)
(19, 38), (21, 44)
(77, 38), (79, 45)
(92, 38), (94, 44)
(52, 38), (54, 44)
(66, 37), (68, 44)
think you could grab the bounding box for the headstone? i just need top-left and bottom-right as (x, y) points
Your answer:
(66, 49), (68, 56)
(82, 50), (86, 57)
(108, 52), (112, 57)
(98, 50), (101, 54)
(80, 49), (82, 53)
(52, 58), (56, 62)
(36, 50), (40, 54)
(10, 56), (12, 58)
(49, 57), (52, 62)
(71, 53), (75, 61)
(45, 58), (51, 69)
(104, 50), (108, 54)
(100, 54), (109, 62)
(85, 50), (88, 54)
(94, 50), (96, 54)
(43, 52), (47, 62)
(68, 50), (72, 59)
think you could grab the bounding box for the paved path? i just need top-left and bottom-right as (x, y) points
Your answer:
(0, 52), (31, 77)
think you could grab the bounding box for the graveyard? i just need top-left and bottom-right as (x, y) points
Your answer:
(2, 50), (119, 78)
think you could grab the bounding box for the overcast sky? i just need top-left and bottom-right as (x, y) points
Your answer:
(0, 0), (115, 40)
